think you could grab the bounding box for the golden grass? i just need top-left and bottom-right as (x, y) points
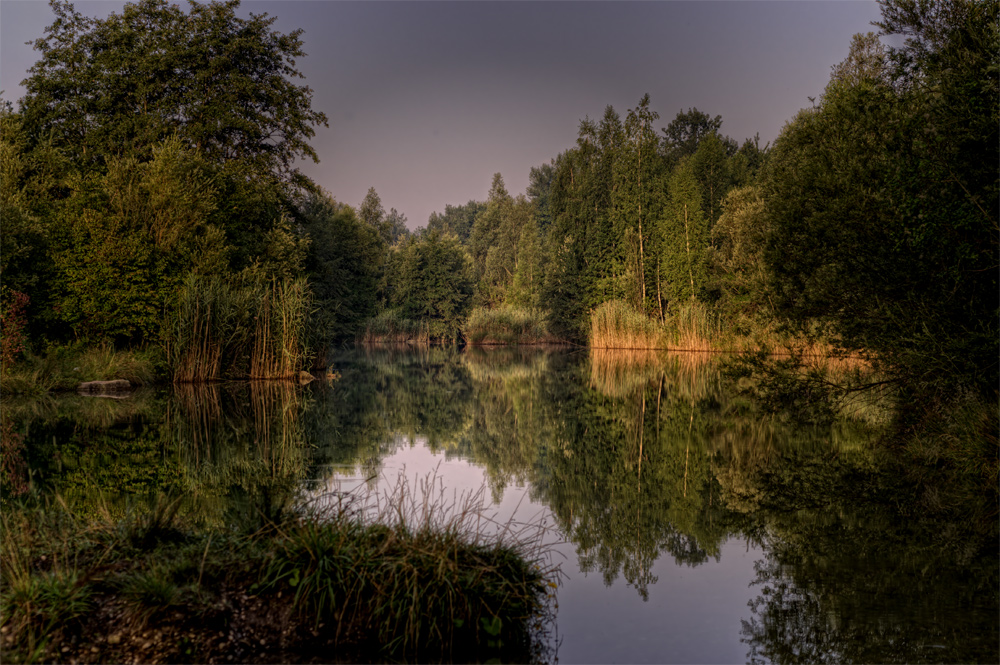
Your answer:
(589, 300), (666, 350)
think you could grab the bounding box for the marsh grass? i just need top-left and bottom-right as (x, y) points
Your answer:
(464, 307), (556, 346)
(0, 345), (157, 397)
(360, 309), (431, 345)
(167, 276), (313, 382)
(1, 472), (558, 664)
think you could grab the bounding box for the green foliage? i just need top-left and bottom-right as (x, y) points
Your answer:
(707, 185), (772, 320)
(763, 0), (999, 400)
(383, 230), (474, 341)
(20, 0), (327, 185)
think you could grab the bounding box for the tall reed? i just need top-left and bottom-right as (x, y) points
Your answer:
(589, 300), (666, 349)
(167, 276), (313, 381)
(249, 279), (312, 380)
(664, 300), (723, 351)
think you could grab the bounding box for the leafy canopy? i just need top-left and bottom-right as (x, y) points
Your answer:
(20, 0), (328, 189)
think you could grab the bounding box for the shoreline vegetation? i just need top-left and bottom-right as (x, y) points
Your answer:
(0, 0), (995, 663)
(1, 478), (559, 665)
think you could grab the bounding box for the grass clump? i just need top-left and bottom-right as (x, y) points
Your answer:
(360, 309), (431, 345)
(465, 307), (555, 346)
(0, 344), (159, 397)
(263, 473), (558, 661)
(589, 300), (666, 349)
(167, 275), (314, 382)
(1, 481), (558, 664)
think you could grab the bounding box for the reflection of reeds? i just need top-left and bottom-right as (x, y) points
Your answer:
(172, 383), (222, 457)
(250, 381), (304, 475)
(588, 349), (726, 403)
(588, 349), (665, 398)
(462, 346), (551, 384)
(170, 382), (307, 494)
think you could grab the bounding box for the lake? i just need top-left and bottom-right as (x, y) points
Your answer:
(5, 347), (998, 663)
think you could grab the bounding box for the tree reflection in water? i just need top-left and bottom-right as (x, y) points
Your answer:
(11, 347), (997, 663)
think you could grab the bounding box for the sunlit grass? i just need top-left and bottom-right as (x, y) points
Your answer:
(464, 307), (556, 345)
(589, 300), (666, 349)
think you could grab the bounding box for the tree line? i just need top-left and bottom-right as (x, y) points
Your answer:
(1, 0), (996, 408)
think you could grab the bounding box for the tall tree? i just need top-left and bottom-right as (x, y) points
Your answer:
(611, 94), (665, 312)
(527, 160), (557, 234)
(690, 131), (732, 228)
(298, 190), (383, 344)
(426, 201), (485, 243)
(661, 108), (722, 166)
(763, 0), (998, 398)
(20, 0), (327, 188)
(384, 208), (410, 246)
(660, 158), (708, 306)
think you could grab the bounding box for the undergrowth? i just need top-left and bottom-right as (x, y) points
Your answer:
(0, 479), (559, 664)
(0, 344), (159, 397)
(464, 307), (555, 346)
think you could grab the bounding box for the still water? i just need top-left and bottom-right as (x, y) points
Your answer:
(6, 347), (998, 663)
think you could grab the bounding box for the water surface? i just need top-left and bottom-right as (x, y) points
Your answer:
(5, 347), (997, 663)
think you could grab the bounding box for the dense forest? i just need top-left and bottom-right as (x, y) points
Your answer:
(1, 1), (996, 448)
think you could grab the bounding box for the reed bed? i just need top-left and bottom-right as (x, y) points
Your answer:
(464, 307), (556, 346)
(664, 301), (724, 351)
(589, 300), (666, 350)
(360, 309), (432, 345)
(167, 276), (313, 382)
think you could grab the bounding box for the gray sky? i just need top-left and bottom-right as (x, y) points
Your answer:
(1, 0), (883, 229)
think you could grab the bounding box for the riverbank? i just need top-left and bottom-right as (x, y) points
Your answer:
(0, 485), (557, 664)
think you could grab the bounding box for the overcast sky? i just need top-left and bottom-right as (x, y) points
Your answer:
(1, 0), (883, 229)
